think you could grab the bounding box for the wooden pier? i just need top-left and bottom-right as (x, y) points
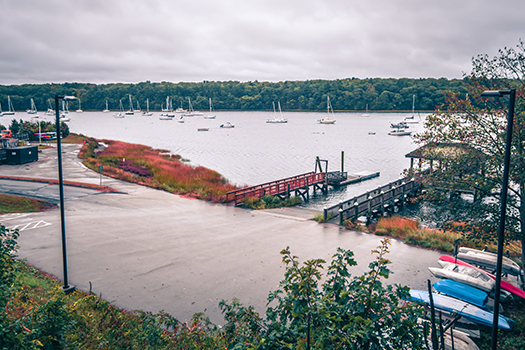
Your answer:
(226, 172), (327, 206)
(323, 176), (422, 223)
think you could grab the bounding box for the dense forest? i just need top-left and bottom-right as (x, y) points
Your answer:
(0, 78), (469, 112)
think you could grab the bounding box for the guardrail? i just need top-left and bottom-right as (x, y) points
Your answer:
(323, 176), (421, 223)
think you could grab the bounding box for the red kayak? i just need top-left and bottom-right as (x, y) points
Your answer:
(439, 255), (525, 300)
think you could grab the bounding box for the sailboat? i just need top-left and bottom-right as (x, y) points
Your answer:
(361, 104), (370, 117)
(26, 98), (38, 114)
(114, 99), (125, 118)
(45, 99), (55, 115)
(3, 96), (15, 115)
(403, 95), (419, 124)
(60, 101), (70, 121)
(204, 98), (216, 119)
(76, 99), (83, 113)
(135, 101), (141, 114)
(0, 102), (3, 116)
(318, 96), (336, 124)
(125, 95), (135, 115)
(143, 99), (153, 116)
(103, 100), (110, 113)
(162, 96), (170, 112)
(266, 101), (287, 123)
(184, 98), (203, 117)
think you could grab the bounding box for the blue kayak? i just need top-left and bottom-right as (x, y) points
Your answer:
(409, 289), (513, 330)
(434, 279), (489, 309)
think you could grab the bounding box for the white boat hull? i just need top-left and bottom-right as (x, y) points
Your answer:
(430, 261), (495, 292)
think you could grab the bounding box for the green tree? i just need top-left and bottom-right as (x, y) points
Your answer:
(220, 239), (426, 349)
(411, 40), (525, 270)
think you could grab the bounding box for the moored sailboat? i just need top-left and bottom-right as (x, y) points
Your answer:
(318, 96), (336, 124)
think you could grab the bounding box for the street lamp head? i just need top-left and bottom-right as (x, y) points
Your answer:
(481, 90), (511, 97)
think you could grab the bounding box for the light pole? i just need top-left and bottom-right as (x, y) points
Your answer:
(55, 94), (77, 294)
(480, 89), (516, 350)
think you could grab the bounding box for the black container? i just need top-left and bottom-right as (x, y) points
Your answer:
(6, 145), (38, 165)
(0, 149), (6, 165)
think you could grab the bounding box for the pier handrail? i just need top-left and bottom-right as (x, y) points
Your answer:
(226, 172), (326, 205)
(323, 176), (421, 222)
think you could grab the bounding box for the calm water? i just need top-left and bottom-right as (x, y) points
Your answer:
(6, 110), (427, 209)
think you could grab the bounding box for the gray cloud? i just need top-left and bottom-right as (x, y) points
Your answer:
(0, 0), (523, 84)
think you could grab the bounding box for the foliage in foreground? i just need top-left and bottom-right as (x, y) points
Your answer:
(2, 221), (430, 349)
(78, 137), (239, 202)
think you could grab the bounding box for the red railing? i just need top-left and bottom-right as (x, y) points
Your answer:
(226, 172), (326, 205)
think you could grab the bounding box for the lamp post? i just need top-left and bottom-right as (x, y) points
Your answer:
(55, 94), (77, 294)
(480, 89), (516, 350)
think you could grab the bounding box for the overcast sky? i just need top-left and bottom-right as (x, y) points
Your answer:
(0, 0), (523, 85)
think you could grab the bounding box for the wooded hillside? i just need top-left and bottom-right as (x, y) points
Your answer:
(0, 78), (468, 112)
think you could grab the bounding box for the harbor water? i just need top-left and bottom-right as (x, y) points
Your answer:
(3, 110), (427, 210)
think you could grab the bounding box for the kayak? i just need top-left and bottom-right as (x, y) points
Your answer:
(434, 279), (489, 309)
(440, 255), (525, 300)
(457, 247), (522, 276)
(408, 289), (513, 330)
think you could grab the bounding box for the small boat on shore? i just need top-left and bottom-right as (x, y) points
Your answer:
(439, 255), (525, 300)
(457, 247), (522, 276)
(429, 261), (495, 292)
(408, 289), (513, 330)
(433, 279), (489, 308)
(220, 121), (234, 128)
(198, 128), (209, 131)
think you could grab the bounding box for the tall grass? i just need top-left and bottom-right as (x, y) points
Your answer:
(372, 216), (522, 256)
(79, 139), (239, 202)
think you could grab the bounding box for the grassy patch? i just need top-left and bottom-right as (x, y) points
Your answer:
(0, 194), (56, 214)
(240, 195), (301, 209)
(78, 138), (239, 203)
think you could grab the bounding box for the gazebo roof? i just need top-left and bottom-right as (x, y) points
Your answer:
(405, 142), (483, 160)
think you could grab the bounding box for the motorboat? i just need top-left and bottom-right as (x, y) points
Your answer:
(388, 127), (411, 136)
(429, 260), (495, 292)
(390, 121), (409, 128)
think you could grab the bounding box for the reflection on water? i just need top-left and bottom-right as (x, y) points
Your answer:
(6, 110), (427, 209)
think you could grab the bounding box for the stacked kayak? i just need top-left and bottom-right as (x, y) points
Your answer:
(408, 289), (513, 330)
(439, 254), (525, 300)
(457, 247), (522, 277)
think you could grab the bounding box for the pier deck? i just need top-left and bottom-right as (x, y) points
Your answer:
(226, 172), (326, 206)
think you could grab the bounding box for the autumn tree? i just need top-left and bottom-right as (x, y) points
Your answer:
(411, 40), (525, 271)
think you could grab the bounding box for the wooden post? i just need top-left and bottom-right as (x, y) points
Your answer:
(341, 151), (344, 173)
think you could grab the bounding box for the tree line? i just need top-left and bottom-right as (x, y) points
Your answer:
(0, 78), (469, 113)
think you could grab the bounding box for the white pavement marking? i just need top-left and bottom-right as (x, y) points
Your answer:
(0, 213), (32, 221)
(4, 219), (52, 231)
